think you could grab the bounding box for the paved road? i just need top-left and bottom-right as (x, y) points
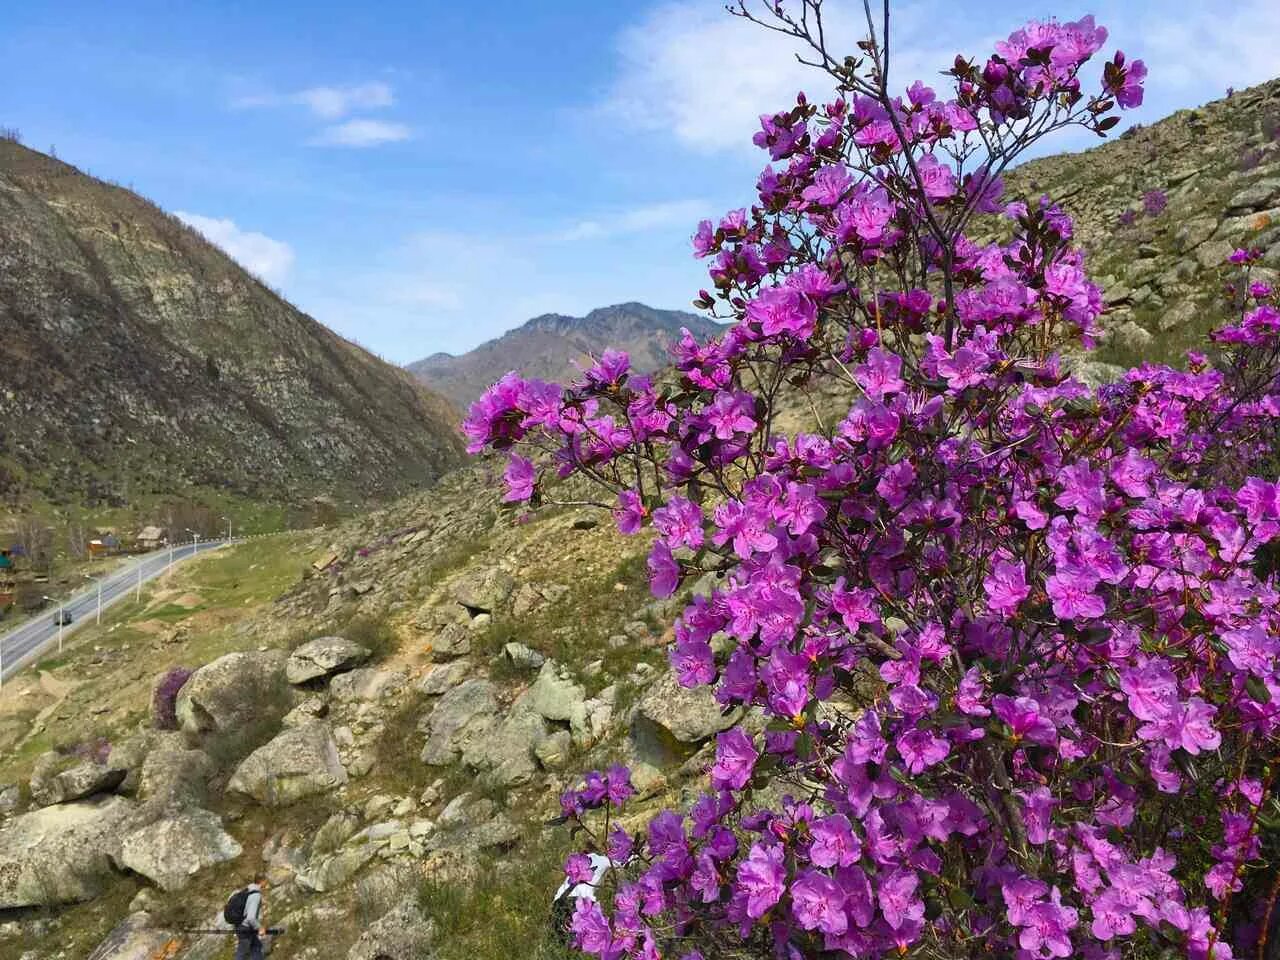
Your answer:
(0, 539), (229, 683)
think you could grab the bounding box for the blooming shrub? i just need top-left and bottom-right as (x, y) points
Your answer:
(467, 3), (1280, 958)
(153, 665), (193, 729)
(1142, 189), (1168, 217)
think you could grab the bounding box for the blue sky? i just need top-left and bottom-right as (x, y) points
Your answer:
(4, 1), (1278, 363)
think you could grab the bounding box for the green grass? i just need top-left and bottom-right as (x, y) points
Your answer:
(418, 829), (580, 960)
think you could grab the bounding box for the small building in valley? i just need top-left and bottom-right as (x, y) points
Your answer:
(135, 525), (167, 550)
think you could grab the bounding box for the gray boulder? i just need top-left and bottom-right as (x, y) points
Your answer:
(86, 912), (174, 960)
(346, 894), (436, 960)
(297, 842), (378, 893)
(527, 660), (588, 741)
(449, 567), (515, 613)
(1227, 176), (1280, 213)
(418, 659), (470, 696)
(29, 753), (126, 807)
(502, 642), (545, 672)
(634, 672), (739, 752)
(420, 679), (498, 766)
(175, 650), (289, 739)
(330, 667), (404, 702)
(467, 710), (547, 788)
(228, 722), (348, 806)
(0, 796), (137, 907)
(118, 808), (242, 891)
(138, 745), (214, 808)
(287, 636), (371, 684)
(427, 622), (471, 662)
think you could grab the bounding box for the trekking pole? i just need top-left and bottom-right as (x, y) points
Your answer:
(170, 927), (287, 935)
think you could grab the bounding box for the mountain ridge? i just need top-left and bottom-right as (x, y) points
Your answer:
(0, 138), (465, 513)
(406, 301), (723, 410)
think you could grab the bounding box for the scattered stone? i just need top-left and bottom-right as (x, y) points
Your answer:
(0, 785), (17, 815)
(118, 807), (242, 892)
(527, 660), (589, 742)
(502, 642), (545, 672)
(286, 637), (371, 684)
(228, 722), (348, 806)
(137, 745), (214, 808)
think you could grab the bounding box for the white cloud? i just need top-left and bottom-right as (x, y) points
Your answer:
(550, 199), (709, 242)
(174, 212), (295, 283)
(1129, 1), (1280, 94)
(233, 81), (394, 119)
(311, 119), (412, 147)
(601, 2), (977, 154)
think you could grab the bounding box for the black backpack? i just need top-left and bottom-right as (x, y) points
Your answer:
(224, 888), (250, 927)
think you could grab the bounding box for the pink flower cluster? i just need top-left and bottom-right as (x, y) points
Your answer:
(465, 5), (1279, 960)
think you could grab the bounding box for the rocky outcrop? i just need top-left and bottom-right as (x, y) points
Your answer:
(419, 679), (499, 767)
(286, 636), (371, 684)
(29, 753), (126, 807)
(118, 808), (242, 891)
(86, 912), (174, 960)
(346, 895), (436, 960)
(0, 796), (137, 907)
(228, 721), (348, 806)
(137, 744), (215, 808)
(175, 650), (289, 739)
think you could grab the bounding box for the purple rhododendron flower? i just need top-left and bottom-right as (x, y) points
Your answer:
(710, 729), (759, 791)
(647, 540), (680, 598)
(502, 454), (536, 503)
(737, 843), (787, 918)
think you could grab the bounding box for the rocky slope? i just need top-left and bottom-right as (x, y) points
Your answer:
(1001, 77), (1280, 374)
(0, 140), (464, 511)
(3, 76), (1280, 960)
(407, 302), (722, 411)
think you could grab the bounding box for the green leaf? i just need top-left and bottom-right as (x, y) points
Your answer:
(1246, 675), (1272, 704)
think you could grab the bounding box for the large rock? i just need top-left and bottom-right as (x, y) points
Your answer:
(346, 894), (436, 960)
(287, 636), (371, 684)
(420, 679), (498, 766)
(449, 567), (515, 613)
(297, 842), (378, 893)
(527, 660), (588, 741)
(1227, 176), (1280, 213)
(118, 808), (242, 891)
(87, 912), (174, 960)
(418, 659), (470, 696)
(427, 621), (472, 662)
(228, 722), (348, 806)
(29, 753), (127, 807)
(467, 710), (547, 788)
(330, 667), (405, 702)
(138, 745), (215, 808)
(634, 672), (739, 751)
(0, 796), (138, 907)
(175, 650), (289, 739)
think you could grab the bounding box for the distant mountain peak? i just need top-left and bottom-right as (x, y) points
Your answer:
(407, 302), (723, 409)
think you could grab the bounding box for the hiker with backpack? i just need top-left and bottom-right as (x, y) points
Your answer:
(224, 873), (269, 960)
